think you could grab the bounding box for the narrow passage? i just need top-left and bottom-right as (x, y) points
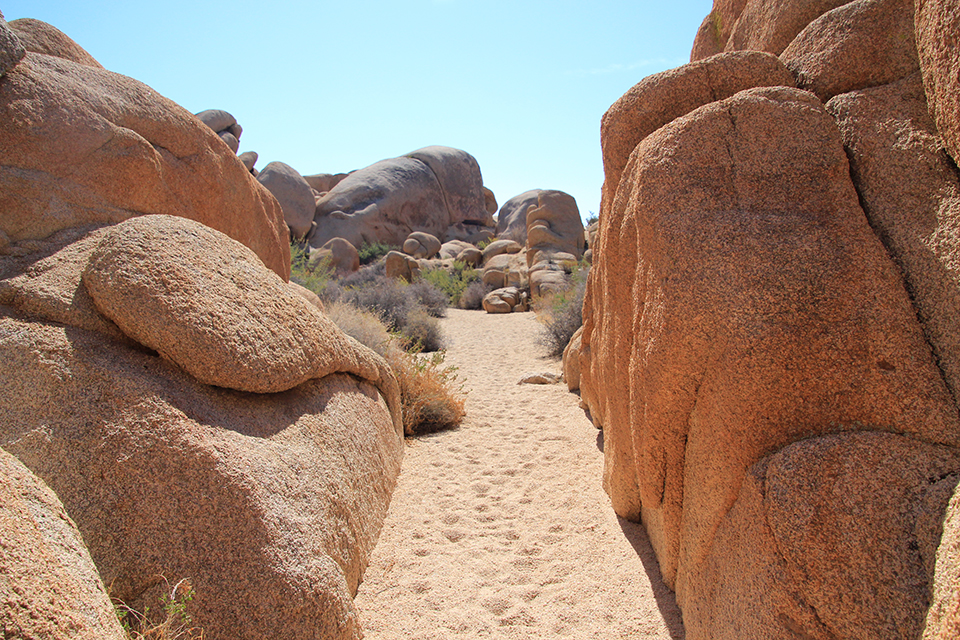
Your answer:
(354, 309), (684, 639)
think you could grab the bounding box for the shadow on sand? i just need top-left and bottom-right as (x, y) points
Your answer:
(618, 516), (686, 638)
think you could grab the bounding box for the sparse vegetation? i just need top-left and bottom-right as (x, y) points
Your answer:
(114, 578), (203, 640)
(459, 279), (495, 310)
(357, 241), (396, 265)
(420, 261), (481, 307)
(534, 264), (590, 357)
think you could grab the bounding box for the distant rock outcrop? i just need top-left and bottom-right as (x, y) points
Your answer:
(312, 146), (494, 249)
(257, 161), (316, 240)
(0, 448), (126, 640)
(195, 108), (243, 153)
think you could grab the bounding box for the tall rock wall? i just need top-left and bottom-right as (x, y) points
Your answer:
(585, 2), (960, 637)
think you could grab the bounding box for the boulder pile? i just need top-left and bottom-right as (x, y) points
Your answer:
(576, 0), (960, 637)
(0, 18), (403, 640)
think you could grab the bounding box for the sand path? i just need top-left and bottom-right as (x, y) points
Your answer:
(354, 308), (684, 639)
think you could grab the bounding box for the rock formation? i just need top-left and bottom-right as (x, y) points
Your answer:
(0, 25), (290, 278)
(312, 146), (494, 249)
(0, 448), (126, 640)
(0, 20), (404, 640)
(581, 2), (960, 635)
(257, 161), (317, 240)
(8, 17), (103, 68)
(311, 237), (361, 276)
(195, 108), (243, 154)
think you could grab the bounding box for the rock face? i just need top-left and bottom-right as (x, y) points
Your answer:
(257, 161), (317, 240)
(0, 216), (404, 640)
(312, 146), (490, 249)
(916, 0), (960, 164)
(780, 0), (919, 101)
(581, 84), (960, 616)
(724, 0), (853, 55)
(495, 189), (541, 244)
(0, 448), (126, 640)
(828, 73), (960, 405)
(525, 190), (584, 265)
(925, 481), (960, 639)
(8, 18), (103, 68)
(311, 237), (360, 276)
(683, 432), (960, 639)
(562, 326), (583, 392)
(0, 11), (25, 77)
(0, 50), (290, 278)
(690, 0), (750, 60)
(600, 51), (794, 217)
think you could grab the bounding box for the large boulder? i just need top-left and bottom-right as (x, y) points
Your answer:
(723, 0), (854, 55)
(8, 18), (102, 68)
(310, 237), (360, 276)
(257, 161), (316, 240)
(195, 108), (243, 154)
(0, 216), (404, 640)
(683, 432), (960, 639)
(482, 286), (524, 314)
(690, 0), (750, 60)
(0, 448), (126, 640)
(304, 172), (351, 194)
(562, 326), (584, 392)
(83, 216), (397, 399)
(916, 0), (960, 165)
(0, 11), (25, 77)
(0, 51), (290, 278)
(525, 190), (584, 266)
(495, 189), (540, 244)
(828, 73), (960, 407)
(600, 52), (794, 217)
(312, 146), (489, 249)
(779, 0), (919, 101)
(402, 231), (442, 260)
(580, 85), (960, 604)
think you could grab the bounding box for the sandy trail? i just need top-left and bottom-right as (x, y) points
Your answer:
(354, 308), (684, 639)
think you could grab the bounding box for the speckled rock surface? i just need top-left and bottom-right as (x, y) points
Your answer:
(828, 73), (960, 405)
(0, 11), (25, 77)
(916, 0), (960, 164)
(724, 0), (854, 55)
(83, 215), (399, 406)
(780, 0), (918, 101)
(0, 52), (289, 278)
(581, 86), (960, 599)
(684, 432), (960, 640)
(8, 18), (102, 68)
(600, 51), (794, 217)
(525, 190), (584, 266)
(0, 448), (126, 640)
(924, 478), (960, 640)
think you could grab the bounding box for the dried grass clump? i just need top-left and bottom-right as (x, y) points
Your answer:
(459, 280), (495, 310)
(326, 301), (465, 435)
(113, 578), (203, 640)
(534, 265), (590, 357)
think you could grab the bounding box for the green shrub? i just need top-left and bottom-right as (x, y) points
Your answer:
(420, 262), (481, 307)
(290, 244), (335, 296)
(357, 241), (396, 265)
(535, 264), (590, 357)
(114, 577), (202, 640)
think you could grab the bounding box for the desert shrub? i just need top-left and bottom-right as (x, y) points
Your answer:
(114, 578), (202, 640)
(357, 241), (396, 265)
(340, 261), (386, 288)
(290, 244), (335, 296)
(535, 264), (590, 357)
(324, 301), (465, 434)
(407, 279), (448, 318)
(459, 279), (495, 310)
(420, 262), (481, 307)
(401, 307), (446, 352)
(393, 350), (465, 435)
(341, 277), (414, 332)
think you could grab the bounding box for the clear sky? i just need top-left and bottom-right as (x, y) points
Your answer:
(4, 0), (712, 222)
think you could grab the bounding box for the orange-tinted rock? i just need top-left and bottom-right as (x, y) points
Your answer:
(8, 18), (102, 68)
(562, 326), (583, 392)
(690, 0), (750, 60)
(725, 0), (853, 55)
(0, 448), (126, 640)
(780, 0), (918, 101)
(0, 11), (24, 77)
(83, 216), (399, 408)
(925, 480), (960, 640)
(0, 53), (290, 278)
(828, 73), (960, 406)
(581, 85), (960, 597)
(600, 51), (794, 217)
(684, 432), (960, 639)
(916, 0), (960, 164)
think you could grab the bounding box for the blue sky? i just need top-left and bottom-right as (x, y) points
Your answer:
(4, 1), (711, 222)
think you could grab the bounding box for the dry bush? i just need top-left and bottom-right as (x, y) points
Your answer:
(113, 578), (203, 640)
(325, 301), (465, 435)
(535, 265), (590, 357)
(459, 280), (495, 310)
(407, 279), (448, 318)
